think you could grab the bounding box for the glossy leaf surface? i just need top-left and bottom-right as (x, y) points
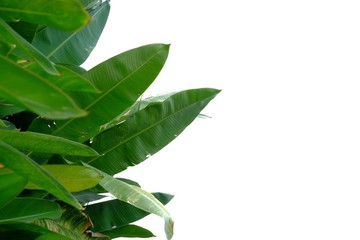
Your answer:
(25, 165), (103, 192)
(0, 0), (90, 31)
(0, 55), (86, 119)
(0, 130), (98, 156)
(81, 88), (220, 174)
(0, 198), (62, 223)
(0, 141), (82, 209)
(32, 1), (110, 65)
(45, 44), (170, 142)
(85, 193), (173, 232)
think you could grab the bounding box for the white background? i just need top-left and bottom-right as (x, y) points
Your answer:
(83, 0), (360, 239)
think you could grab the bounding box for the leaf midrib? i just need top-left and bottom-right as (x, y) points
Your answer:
(46, 2), (107, 58)
(87, 94), (213, 164)
(52, 47), (166, 136)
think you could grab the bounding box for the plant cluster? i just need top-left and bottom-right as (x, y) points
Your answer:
(0, 0), (219, 239)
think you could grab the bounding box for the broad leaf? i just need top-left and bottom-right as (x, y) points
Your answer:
(28, 64), (100, 93)
(85, 193), (174, 232)
(0, 130), (98, 156)
(25, 165), (103, 193)
(31, 44), (169, 141)
(100, 225), (155, 238)
(0, 141), (82, 209)
(0, 222), (71, 240)
(0, 0), (90, 31)
(0, 198), (62, 223)
(80, 88), (220, 175)
(9, 20), (39, 43)
(0, 55), (87, 119)
(84, 164), (174, 240)
(32, 0), (110, 65)
(0, 99), (24, 118)
(0, 18), (58, 74)
(0, 170), (27, 209)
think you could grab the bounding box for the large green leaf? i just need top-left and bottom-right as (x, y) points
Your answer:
(85, 193), (174, 232)
(0, 141), (82, 209)
(79, 88), (220, 175)
(0, 130), (98, 156)
(28, 64), (100, 93)
(0, 222), (71, 240)
(34, 202), (94, 240)
(25, 165), (103, 193)
(0, 55), (87, 120)
(31, 44), (170, 141)
(0, 18), (58, 75)
(0, 99), (24, 118)
(32, 1), (110, 65)
(0, 198), (62, 223)
(0, 0), (90, 31)
(84, 165), (174, 239)
(9, 20), (39, 43)
(100, 225), (155, 238)
(0, 171), (27, 209)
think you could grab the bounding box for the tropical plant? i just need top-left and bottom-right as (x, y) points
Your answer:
(0, 0), (219, 239)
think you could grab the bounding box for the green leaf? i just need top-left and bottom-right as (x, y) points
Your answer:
(34, 202), (98, 240)
(0, 0), (90, 31)
(0, 222), (71, 240)
(0, 18), (58, 75)
(85, 193), (174, 232)
(0, 171), (27, 209)
(84, 164), (174, 239)
(9, 20), (39, 43)
(33, 44), (169, 141)
(0, 141), (82, 209)
(32, 1), (110, 65)
(0, 130), (98, 156)
(0, 38), (15, 56)
(100, 225), (155, 238)
(0, 198), (62, 223)
(0, 55), (87, 120)
(0, 99), (24, 118)
(80, 88), (220, 175)
(25, 165), (103, 193)
(0, 119), (6, 127)
(73, 190), (106, 204)
(28, 64), (100, 93)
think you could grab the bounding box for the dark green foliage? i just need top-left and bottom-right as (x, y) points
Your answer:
(0, 1), (218, 239)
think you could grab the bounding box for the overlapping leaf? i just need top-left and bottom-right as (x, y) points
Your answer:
(0, 141), (82, 209)
(0, 171), (27, 209)
(31, 44), (169, 141)
(0, 0), (90, 31)
(0, 198), (62, 223)
(25, 165), (103, 192)
(100, 225), (155, 238)
(0, 130), (98, 156)
(0, 55), (87, 119)
(0, 222), (71, 240)
(32, 0), (110, 65)
(84, 164), (174, 240)
(85, 193), (173, 232)
(0, 18), (58, 74)
(78, 88), (220, 175)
